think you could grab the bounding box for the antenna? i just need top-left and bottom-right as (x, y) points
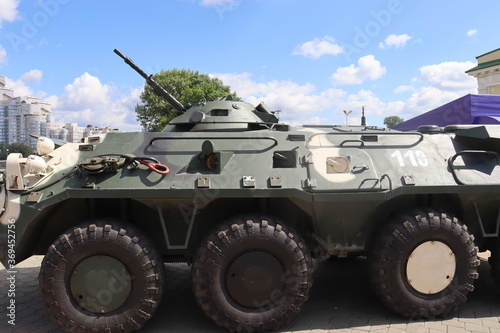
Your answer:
(343, 110), (352, 125)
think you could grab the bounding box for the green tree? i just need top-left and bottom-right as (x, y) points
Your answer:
(135, 69), (240, 132)
(7, 142), (33, 157)
(383, 115), (404, 128)
(0, 142), (33, 159)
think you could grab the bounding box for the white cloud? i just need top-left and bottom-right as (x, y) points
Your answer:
(5, 60), (480, 134)
(0, 0), (19, 28)
(200, 0), (237, 5)
(293, 36), (343, 59)
(4, 71), (150, 131)
(331, 55), (386, 85)
(60, 73), (113, 111)
(214, 60), (478, 127)
(467, 29), (478, 37)
(50, 73), (142, 131)
(4, 70), (45, 96)
(343, 89), (405, 119)
(396, 86), (463, 120)
(379, 34), (412, 49)
(21, 69), (43, 84)
(406, 87), (459, 110)
(388, 61), (478, 121)
(214, 72), (316, 98)
(198, 0), (241, 19)
(5, 79), (33, 96)
(41, 61), (474, 131)
(419, 61), (476, 92)
(214, 72), (344, 123)
(0, 45), (6, 64)
(212, 72), (407, 126)
(394, 85), (415, 94)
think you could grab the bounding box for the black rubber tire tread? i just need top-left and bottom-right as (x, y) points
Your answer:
(489, 239), (500, 289)
(368, 209), (480, 319)
(38, 219), (165, 333)
(192, 214), (313, 333)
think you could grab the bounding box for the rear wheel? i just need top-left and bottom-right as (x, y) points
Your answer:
(369, 209), (479, 318)
(39, 219), (165, 333)
(192, 214), (313, 332)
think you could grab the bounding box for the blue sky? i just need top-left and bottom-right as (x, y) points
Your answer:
(0, 0), (498, 131)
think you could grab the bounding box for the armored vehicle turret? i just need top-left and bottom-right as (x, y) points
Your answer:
(0, 50), (499, 333)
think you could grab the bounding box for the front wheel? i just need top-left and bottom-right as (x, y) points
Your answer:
(39, 220), (165, 333)
(192, 214), (313, 332)
(369, 209), (480, 319)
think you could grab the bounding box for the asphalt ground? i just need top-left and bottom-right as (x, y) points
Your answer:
(0, 253), (499, 333)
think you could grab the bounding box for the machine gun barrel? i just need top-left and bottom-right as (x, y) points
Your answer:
(114, 48), (185, 113)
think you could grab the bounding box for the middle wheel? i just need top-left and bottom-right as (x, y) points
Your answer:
(192, 215), (313, 333)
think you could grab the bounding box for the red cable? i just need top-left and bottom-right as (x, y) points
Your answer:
(139, 160), (170, 174)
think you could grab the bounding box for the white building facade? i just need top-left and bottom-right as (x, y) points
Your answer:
(0, 75), (119, 149)
(466, 48), (500, 95)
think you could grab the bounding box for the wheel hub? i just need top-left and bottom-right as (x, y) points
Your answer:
(406, 241), (456, 294)
(225, 250), (284, 308)
(70, 255), (132, 313)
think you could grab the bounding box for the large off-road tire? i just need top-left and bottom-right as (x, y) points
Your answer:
(489, 239), (500, 289)
(39, 220), (165, 333)
(368, 209), (480, 319)
(192, 215), (313, 332)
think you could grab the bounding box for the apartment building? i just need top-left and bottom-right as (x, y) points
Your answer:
(0, 75), (119, 149)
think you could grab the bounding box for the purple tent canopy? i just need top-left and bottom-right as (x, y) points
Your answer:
(392, 94), (500, 131)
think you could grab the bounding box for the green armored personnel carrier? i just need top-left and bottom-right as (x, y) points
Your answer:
(0, 50), (498, 332)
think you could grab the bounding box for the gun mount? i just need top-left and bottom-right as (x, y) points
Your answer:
(114, 48), (279, 132)
(114, 48), (185, 113)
